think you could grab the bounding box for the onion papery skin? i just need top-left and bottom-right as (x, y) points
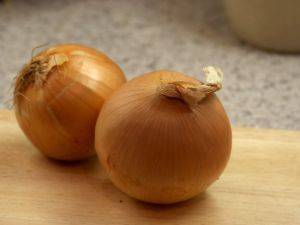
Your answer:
(14, 44), (126, 161)
(95, 70), (232, 204)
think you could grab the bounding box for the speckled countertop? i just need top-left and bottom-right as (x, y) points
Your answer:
(0, 0), (299, 130)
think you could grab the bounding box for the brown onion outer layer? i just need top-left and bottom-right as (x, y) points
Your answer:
(14, 44), (126, 161)
(95, 70), (231, 204)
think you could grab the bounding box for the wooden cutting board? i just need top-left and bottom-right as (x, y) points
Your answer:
(0, 110), (299, 225)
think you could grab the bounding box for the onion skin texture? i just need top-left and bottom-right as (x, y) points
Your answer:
(14, 44), (126, 161)
(95, 70), (232, 204)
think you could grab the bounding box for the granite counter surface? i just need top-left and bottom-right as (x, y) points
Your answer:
(0, 0), (299, 129)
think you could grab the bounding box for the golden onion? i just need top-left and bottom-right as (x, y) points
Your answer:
(14, 44), (126, 161)
(95, 67), (231, 204)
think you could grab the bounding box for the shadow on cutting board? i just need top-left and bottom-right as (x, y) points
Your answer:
(26, 151), (218, 223)
(0, 121), (219, 224)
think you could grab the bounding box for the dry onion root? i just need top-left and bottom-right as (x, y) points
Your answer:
(95, 67), (231, 204)
(14, 44), (126, 161)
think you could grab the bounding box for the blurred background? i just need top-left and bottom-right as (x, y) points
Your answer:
(0, 0), (299, 129)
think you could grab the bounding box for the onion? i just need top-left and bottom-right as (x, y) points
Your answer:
(14, 44), (126, 161)
(95, 67), (232, 204)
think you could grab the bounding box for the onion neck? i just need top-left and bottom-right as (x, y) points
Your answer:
(14, 53), (69, 103)
(159, 66), (223, 106)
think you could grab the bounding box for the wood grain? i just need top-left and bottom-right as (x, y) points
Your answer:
(0, 110), (299, 225)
